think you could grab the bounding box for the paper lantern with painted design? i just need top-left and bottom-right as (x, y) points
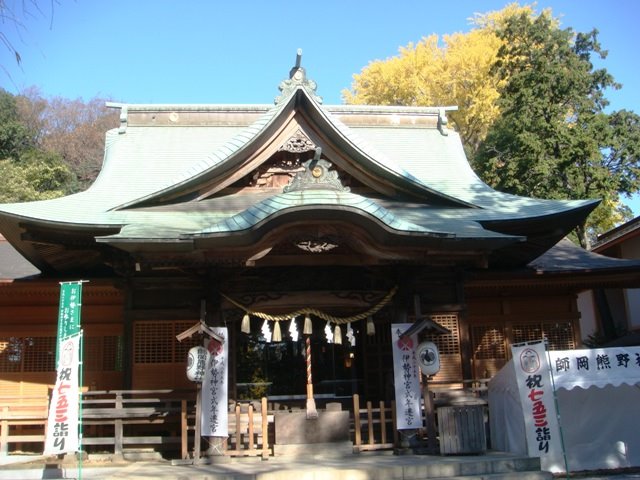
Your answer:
(186, 346), (210, 382)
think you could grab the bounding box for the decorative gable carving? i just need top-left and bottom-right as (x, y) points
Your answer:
(248, 155), (304, 189)
(278, 129), (316, 153)
(284, 155), (350, 193)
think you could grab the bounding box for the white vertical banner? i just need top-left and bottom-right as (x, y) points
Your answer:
(511, 341), (561, 459)
(44, 332), (82, 455)
(201, 327), (229, 437)
(391, 323), (422, 430)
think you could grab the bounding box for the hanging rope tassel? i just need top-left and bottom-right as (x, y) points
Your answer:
(366, 316), (375, 336)
(333, 324), (342, 345)
(241, 313), (251, 334)
(303, 314), (313, 335)
(272, 321), (282, 342)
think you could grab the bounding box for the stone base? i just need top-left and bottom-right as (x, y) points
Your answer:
(122, 449), (163, 461)
(274, 441), (353, 458)
(274, 410), (350, 444)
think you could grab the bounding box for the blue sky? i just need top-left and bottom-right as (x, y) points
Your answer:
(2, 0), (639, 215)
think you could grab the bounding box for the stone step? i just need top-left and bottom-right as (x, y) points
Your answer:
(183, 452), (548, 480)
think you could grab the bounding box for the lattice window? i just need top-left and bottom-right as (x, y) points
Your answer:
(422, 314), (460, 354)
(134, 321), (173, 364)
(83, 336), (101, 371)
(512, 322), (575, 350)
(23, 337), (56, 372)
(543, 322), (575, 350)
(84, 336), (123, 371)
(420, 314), (462, 383)
(0, 337), (22, 372)
(103, 335), (123, 371)
(512, 323), (543, 344)
(471, 325), (506, 360)
(134, 320), (200, 364)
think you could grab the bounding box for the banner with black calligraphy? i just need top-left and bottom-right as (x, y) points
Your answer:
(201, 327), (228, 437)
(547, 347), (640, 389)
(391, 323), (422, 430)
(511, 341), (561, 459)
(44, 332), (81, 455)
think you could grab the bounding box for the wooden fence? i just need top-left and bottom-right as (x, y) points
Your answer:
(1, 386), (488, 458)
(352, 394), (398, 452)
(0, 395), (49, 456)
(179, 397), (271, 460)
(81, 390), (183, 456)
(0, 391), (274, 459)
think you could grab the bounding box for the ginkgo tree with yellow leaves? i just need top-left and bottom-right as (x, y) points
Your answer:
(343, 3), (532, 159)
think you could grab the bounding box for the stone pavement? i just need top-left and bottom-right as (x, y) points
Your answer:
(1, 452), (639, 480)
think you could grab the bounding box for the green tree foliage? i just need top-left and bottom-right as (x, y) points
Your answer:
(0, 150), (77, 202)
(474, 11), (640, 247)
(0, 89), (35, 158)
(0, 88), (78, 202)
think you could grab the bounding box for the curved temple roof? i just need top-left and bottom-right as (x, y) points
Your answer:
(0, 60), (598, 273)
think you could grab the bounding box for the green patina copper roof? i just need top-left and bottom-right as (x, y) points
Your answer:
(0, 59), (599, 271)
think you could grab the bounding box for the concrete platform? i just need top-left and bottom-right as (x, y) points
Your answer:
(0, 450), (549, 480)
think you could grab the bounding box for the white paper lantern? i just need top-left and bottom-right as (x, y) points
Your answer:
(186, 346), (210, 382)
(416, 341), (440, 376)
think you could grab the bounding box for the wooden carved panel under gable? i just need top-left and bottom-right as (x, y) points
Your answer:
(225, 132), (360, 193)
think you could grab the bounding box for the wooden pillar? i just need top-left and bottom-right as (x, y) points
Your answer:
(261, 397), (268, 459)
(456, 271), (473, 381)
(122, 278), (134, 390)
(0, 407), (8, 457)
(194, 383), (202, 462)
(180, 400), (188, 460)
(413, 294), (438, 453)
(422, 378), (438, 453)
(114, 392), (124, 457)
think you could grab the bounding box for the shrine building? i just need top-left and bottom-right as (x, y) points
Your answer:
(1, 57), (639, 406)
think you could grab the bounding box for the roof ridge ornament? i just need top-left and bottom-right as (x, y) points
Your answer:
(275, 49), (323, 105)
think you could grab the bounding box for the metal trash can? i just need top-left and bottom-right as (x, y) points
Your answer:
(437, 404), (487, 454)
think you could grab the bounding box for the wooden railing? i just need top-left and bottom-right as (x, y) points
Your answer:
(81, 390), (184, 457)
(352, 394), (398, 452)
(180, 398), (272, 460)
(0, 395), (49, 456)
(1, 384), (489, 458)
(0, 391), (274, 459)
